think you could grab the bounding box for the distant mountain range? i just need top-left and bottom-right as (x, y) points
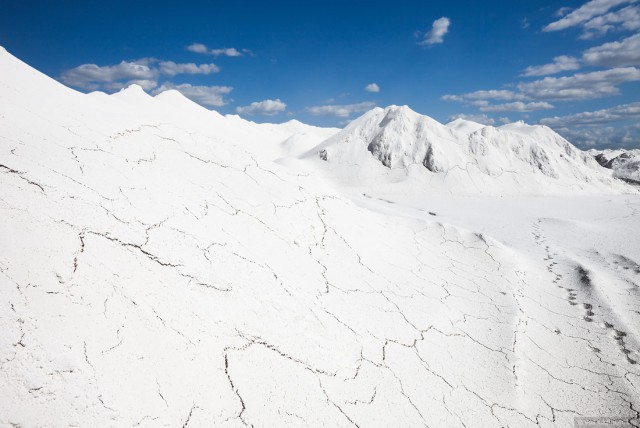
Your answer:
(589, 148), (640, 185)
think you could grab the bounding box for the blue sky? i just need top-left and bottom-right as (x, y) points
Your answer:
(1, 0), (639, 148)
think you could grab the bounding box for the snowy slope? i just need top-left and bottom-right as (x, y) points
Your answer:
(1, 46), (640, 428)
(590, 148), (640, 184)
(304, 105), (632, 195)
(446, 117), (487, 136)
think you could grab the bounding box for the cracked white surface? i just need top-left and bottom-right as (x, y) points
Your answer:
(1, 47), (639, 427)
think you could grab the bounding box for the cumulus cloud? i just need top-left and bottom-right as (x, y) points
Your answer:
(186, 43), (209, 54)
(543, 0), (639, 38)
(152, 83), (233, 107)
(540, 102), (640, 126)
(444, 66), (640, 117)
(158, 61), (220, 76)
(61, 60), (157, 90)
(443, 90), (524, 103)
(522, 56), (581, 77)
(583, 33), (640, 67)
(550, 123), (640, 148)
(212, 48), (244, 57)
(236, 99), (287, 116)
(480, 101), (555, 113)
(517, 67), (640, 100)
(187, 43), (251, 57)
(306, 102), (376, 118)
(448, 113), (495, 125)
(556, 6), (574, 17)
(540, 103), (640, 148)
(419, 17), (451, 46)
(61, 58), (223, 92)
(365, 83), (380, 93)
(543, 0), (634, 32)
(581, 4), (640, 37)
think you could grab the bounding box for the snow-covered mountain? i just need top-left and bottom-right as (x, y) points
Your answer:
(1, 46), (640, 428)
(304, 105), (631, 195)
(589, 148), (640, 184)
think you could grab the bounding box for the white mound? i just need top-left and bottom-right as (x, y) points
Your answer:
(304, 105), (630, 195)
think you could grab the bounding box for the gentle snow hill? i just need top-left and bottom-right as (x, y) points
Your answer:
(589, 148), (640, 184)
(2, 46), (640, 428)
(0, 49), (333, 165)
(303, 105), (634, 195)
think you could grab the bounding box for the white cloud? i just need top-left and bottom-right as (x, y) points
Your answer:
(549, 123), (640, 148)
(517, 67), (640, 100)
(541, 103), (640, 148)
(158, 61), (220, 76)
(581, 4), (640, 37)
(236, 99), (287, 116)
(556, 6), (574, 17)
(187, 43), (250, 57)
(445, 67), (640, 115)
(449, 113), (495, 125)
(522, 56), (581, 76)
(210, 48), (244, 57)
(540, 102), (640, 126)
(442, 90), (524, 104)
(61, 58), (225, 92)
(480, 101), (555, 112)
(582, 33), (640, 67)
(61, 61), (157, 90)
(419, 17), (451, 46)
(365, 83), (380, 93)
(442, 94), (465, 102)
(543, 0), (635, 32)
(186, 43), (208, 54)
(152, 83), (233, 107)
(306, 102), (376, 118)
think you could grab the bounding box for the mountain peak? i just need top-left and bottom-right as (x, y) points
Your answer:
(111, 84), (154, 103)
(118, 83), (148, 95)
(380, 105), (421, 121)
(306, 104), (625, 194)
